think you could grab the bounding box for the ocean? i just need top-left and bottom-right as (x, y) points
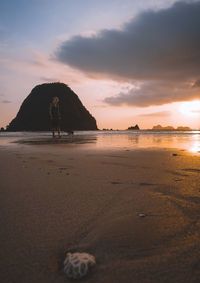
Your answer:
(0, 130), (200, 153)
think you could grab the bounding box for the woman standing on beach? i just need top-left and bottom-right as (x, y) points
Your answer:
(49, 96), (61, 138)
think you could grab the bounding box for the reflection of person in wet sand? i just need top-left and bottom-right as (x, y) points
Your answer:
(49, 96), (61, 138)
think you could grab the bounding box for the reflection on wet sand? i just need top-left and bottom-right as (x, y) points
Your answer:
(15, 135), (97, 145)
(0, 131), (200, 154)
(95, 132), (200, 153)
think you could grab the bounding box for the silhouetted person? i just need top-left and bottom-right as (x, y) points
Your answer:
(49, 96), (61, 138)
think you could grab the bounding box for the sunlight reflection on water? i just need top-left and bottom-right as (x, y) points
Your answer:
(94, 132), (200, 153)
(0, 131), (200, 153)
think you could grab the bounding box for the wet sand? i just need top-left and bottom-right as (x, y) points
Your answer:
(1, 137), (200, 282)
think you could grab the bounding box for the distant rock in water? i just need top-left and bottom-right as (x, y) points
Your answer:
(152, 125), (191, 131)
(7, 83), (98, 131)
(127, 124), (140, 130)
(152, 125), (174, 130)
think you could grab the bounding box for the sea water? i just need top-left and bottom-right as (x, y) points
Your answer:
(0, 130), (200, 153)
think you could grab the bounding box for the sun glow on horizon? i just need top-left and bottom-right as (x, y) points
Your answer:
(179, 100), (200, 117)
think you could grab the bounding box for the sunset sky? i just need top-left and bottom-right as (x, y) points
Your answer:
(0, 0), (200, 129)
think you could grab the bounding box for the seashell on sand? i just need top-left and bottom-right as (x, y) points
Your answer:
(64, 252), (96, 279)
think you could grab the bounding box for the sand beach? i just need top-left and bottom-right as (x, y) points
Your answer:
(1, 132), (200, 282)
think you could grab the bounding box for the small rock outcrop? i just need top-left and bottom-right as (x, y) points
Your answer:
(127, 124), (140, 130)
(152, 125), (191, 131)
(7, 83), (98, 131)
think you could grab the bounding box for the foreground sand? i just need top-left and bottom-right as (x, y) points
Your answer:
(1, 137), (200, 282)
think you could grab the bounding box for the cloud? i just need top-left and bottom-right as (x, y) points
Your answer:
(0, 99), (11, 103)
(55, 1), (200, 81)
(54, 1), (200, 107)
(193, 79), (200, 88)
(137, 111), (171, 118)
(40, 76), (60, 83)
(104, 81), (200, 107)
(27, 50), (50, 68)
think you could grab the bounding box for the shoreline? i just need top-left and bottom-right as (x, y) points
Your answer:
(1, 130), (200, 154)
(1, 141), (200, 282)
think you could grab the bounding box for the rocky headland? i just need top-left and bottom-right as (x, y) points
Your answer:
(7, 83), (98, 131)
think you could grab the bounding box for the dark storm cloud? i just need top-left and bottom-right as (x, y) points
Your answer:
(54, 1), (200, 107)
(55, 1), (200, 82)
(104, 81), (200, 107)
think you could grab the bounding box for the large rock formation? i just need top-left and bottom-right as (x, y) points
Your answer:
(7, 83), (98, 131)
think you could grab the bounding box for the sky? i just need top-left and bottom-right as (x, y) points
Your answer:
(0, 0), (200, 129)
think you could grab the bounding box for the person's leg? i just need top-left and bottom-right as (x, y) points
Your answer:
(52, 128), (55, 138)
(58, 127), (61, 138)
(51, 119), (56, 137)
